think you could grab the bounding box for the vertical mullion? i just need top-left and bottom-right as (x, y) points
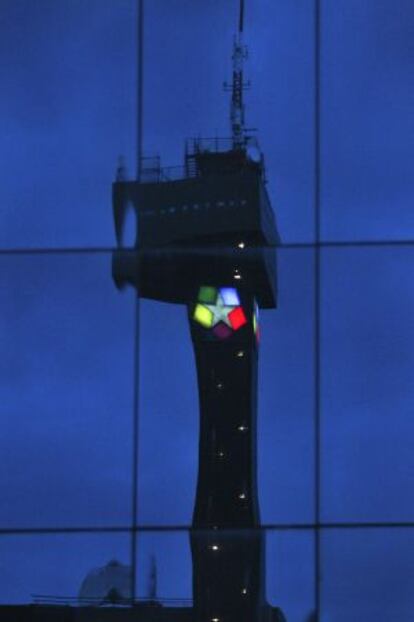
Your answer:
(131, 295), (140, 603)
(314, 0), (321, 618)
(137, 0), (144, 183)
(131, 0), (144, 603)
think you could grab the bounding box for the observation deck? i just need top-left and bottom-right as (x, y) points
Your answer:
(112, 138), (279, 308)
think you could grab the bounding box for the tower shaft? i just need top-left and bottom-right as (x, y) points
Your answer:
(189, 291), (266, 622)
(191, 318), (259, 529)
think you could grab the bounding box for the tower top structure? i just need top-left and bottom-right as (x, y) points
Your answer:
(113, 0), (279, 309)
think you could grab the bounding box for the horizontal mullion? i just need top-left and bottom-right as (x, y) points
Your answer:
(2, 521), (414, 535)
(1, 239), (414, 255)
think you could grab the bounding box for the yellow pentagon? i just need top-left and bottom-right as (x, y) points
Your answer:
(194, 304), (213, 328)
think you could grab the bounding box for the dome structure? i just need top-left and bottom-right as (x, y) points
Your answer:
(78, 559), (132, 606)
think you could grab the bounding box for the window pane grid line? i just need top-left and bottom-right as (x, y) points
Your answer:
(129, 0), (144, 603)
(2, 239), (414, 255)
(2, 521), (414, 537)
(314, 0), (322, 618)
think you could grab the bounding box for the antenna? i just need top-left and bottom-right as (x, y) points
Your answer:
(225, 0), (249, 148)
(239, 0), (244, 33)
(148, 555), (158, 601)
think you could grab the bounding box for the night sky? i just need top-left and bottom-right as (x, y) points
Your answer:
(1, 1), (414, 620)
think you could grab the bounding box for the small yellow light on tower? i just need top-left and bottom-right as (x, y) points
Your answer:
(238, 241), (245, 249)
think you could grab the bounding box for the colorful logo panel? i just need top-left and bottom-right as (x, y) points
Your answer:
(193, 287), (248, 339)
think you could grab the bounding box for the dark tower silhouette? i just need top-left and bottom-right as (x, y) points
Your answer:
(112, 2), (285, 621)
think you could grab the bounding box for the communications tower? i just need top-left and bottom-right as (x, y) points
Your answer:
(113, 2), (285, 621)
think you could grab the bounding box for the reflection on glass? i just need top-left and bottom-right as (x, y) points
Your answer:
(144, 1), (315, 242)
(259, 249), (314, 524)
(136, 531), (192, 605)
(0, 253), (135, 528)
(116, 245), (285, 618)
(113, 0), (285, 604)
(321, 528), (414, 621)
(137, 249), (315, 527)
(137, 529), (315, 621)
(1, 0), (136, 249)
(0, 534), (130, 606)
(322, 247), (414, 522)
(321, 0), (414, 241)
(266, 530), (315, 621)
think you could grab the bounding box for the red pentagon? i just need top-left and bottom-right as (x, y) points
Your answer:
(228, 306), (247, 330)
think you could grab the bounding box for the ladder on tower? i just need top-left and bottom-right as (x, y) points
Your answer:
(185, 139), (199, 178)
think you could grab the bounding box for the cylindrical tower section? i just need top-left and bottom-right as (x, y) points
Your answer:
(188, 285), (265, 622)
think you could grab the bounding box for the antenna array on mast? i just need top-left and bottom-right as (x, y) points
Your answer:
(239, 0), (245, 33)
(225, 0), (250, 148)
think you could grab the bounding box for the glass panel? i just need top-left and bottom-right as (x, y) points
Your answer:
(0, 533), (130, 606)
(321, 528), (414, 621)
(259, 249), (315, 523)
(266, 529), (315, 621)
(0, 0), (136, 249)
(144, 1), (315, 242)
(321, 0), (414, 241)
(137, 296), (199, 525)
(0, 252), (135, 528)
(137, 247), (314, 525)
(321, 247), (414, 521)
(136, 531), (192, 605)
(136, 528), (314, 621)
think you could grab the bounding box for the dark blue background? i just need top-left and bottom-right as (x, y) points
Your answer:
(1, 1), (414, 620)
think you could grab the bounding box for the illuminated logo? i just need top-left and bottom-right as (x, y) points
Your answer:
(193, 287), (247, 339)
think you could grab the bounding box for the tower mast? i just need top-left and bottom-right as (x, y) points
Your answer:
(230, 0), (248, 148)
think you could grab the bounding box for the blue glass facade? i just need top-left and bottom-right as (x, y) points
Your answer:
(1, 2), (413, 620)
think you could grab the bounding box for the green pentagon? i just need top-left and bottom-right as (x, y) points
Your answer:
(198, 286), (217, 304)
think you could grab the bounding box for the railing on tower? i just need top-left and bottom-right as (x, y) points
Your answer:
(136, 136), (264, 185)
